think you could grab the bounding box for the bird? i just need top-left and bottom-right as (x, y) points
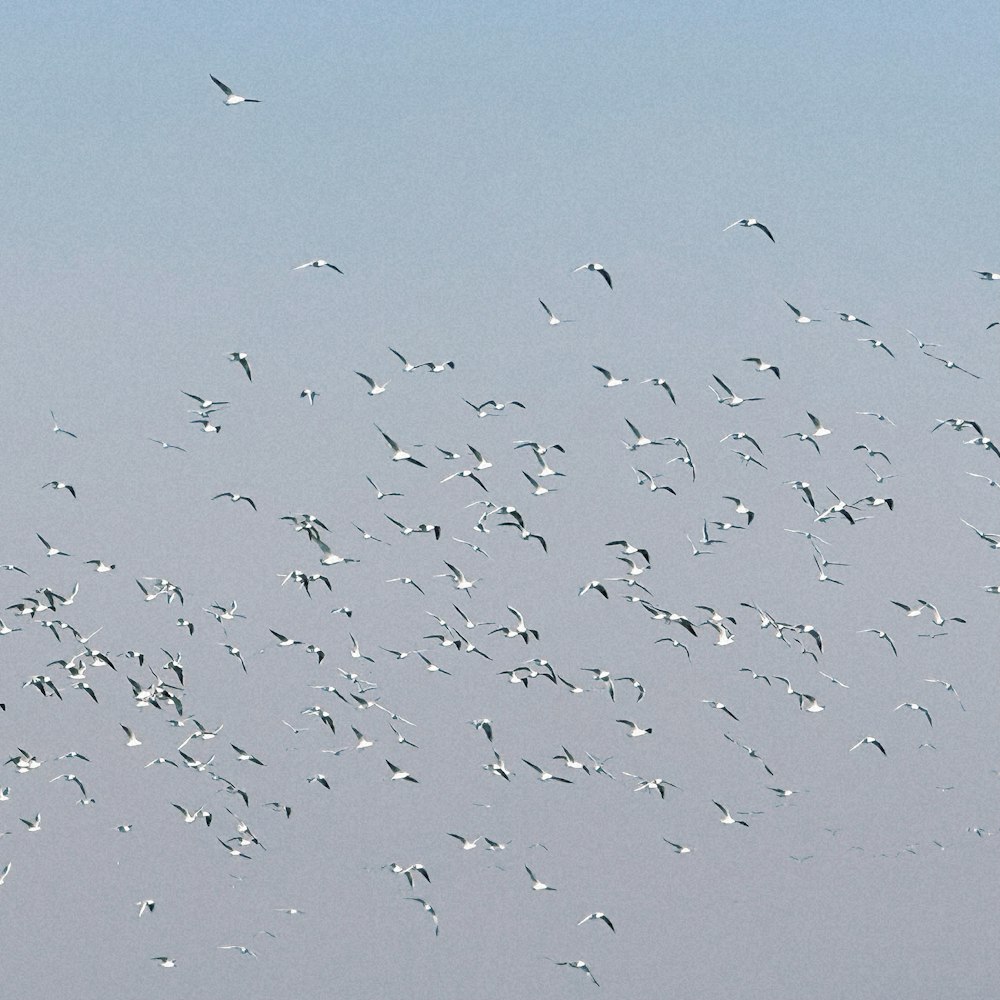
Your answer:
(151, 957), (177, 968)
(356, 372), (389, 395)
(550, 960), (599, 987)
(616, 719), (652, 737)
(405, 897), (439, 935)
(849, 736), (887, 755)
(592, 365), (628, 387)
(724, 217), (775, 241)
(858, 629), (897, 655)
(525, 865), (555, 890)
(386, 760), (418, 783)
(974, 270), (1000, 280)
(573, 262), (613, 288)
(714, 802), (749, 826)
(578, 912), (615, 932)
(227, 352), (252, 381)
(784, 300), (821, 323)
(711, 375), (762, 407)
(538, 299), (571, 325)
(663, 839), (692, 854)
(839, 312), (873, 326)
(42, 480), (76, 498)
(210, 75), (260, 105)
(895, 703), (933, 727)
(293, 259), (343, 272)
(212, 491), (257, 510)
(49, 411), (77, 438)
(375, 426), (426, 467)
(743, 357), (780, 378)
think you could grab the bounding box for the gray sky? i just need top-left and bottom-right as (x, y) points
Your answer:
(3, 3), (1000, 998)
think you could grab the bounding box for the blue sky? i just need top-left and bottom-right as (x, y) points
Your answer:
(2, 3), (1000, 998)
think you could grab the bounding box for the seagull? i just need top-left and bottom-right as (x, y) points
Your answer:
(212, 491), (257, 510)
(924, 678), (965, 710)
(663, 839), (692, 854)
(42, 481), (76, 498)
(525, 865), (556, 890)
(538, 299), (571, 325)
(974, 270), (1000, 280)
(743, 357), (780, 378)
(446, 833), (481, 850)
(711, 375), (762, 407)
(227, 352), (252, 381)
(386, 760), (418, 783)
(136, 899), (154, 916)
(573, 262), (613, 288)
(858, 629), (897, 655)
(858, 338), (894, 356)
(300, 388), (318, 405)
(210, 75), (260, 105)
(149, 437), (187, 452)
(714, 802), (749, 826)
(895, 703), (933, 727)
(925, 354), (980, 378)
(356, 372), (389, 395)
(849, 736), (887, 755)
(703, 700), (739, 722)
(151, 957), (177, 968)
(522, 759), (573, 783)
(550, 960), (599, 987)
(724, 217), (775, 241)
(639, 376), (676, 402)
(293, 259), (343, 272)
(839, 312), (872, 326)
(218, 945), (257, 958)
(616, 719), (652, 737)
(36, 534), (70, 557)
(784, 300), (821, 323)
(49, 411), (77, 438)
(375, 426), (426, 467)
(578, 912), (615, 932)
(593, 365), (628, 387)
(406, 897), (439, 935)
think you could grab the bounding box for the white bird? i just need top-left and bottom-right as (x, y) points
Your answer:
(839, 312), (872, 326)
(784, 300), (821, 323)
(616, 719), (652, 738)
(355, 372), (389, 395)
(578, 912), (615, 932)
(210, 75), (260, 105)
(406, 897), (439, 935)
(539, 299), (571, 325)
(711, 375), (762, 407)
(525, 865), (556, 890)
(386, 760), (418, 783)
(551, 960), (599, 987)
(593, 365), (628, 387)
(714, 802), (749, 826)
(375, 425), (426, 467)
(849, 736), (887, 755)
(293, 259), (343, 272)
(724, 217), (774, 241)
(573, 262), (613, 288)
(227, 352), (252, 381)
(895, 703), (933, 727)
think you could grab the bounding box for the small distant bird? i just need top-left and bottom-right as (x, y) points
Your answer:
(784, 300), (821, 324)
(724, 217), (774, 242)
(210, 75), (260, 105)
(578, 912), (615, 932)
(42, 481), (76, 498)
(300, 388), (319, 405)
(849, 736), (887, 755)
(212, 492), (257, 510)
(386, 760), (418, 783)
(227, 352), (252, 381)
(525, 865), (555, 891)
(539, 299), (571, 325)
(573, 262), (613, 288)
(839, 312), (872, 326)
(293, 259), (343, 272)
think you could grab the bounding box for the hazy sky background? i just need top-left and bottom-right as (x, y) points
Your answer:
(3, 3), (1000, 998)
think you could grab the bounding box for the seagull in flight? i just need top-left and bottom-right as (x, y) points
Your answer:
(210, 75), (260, 105)
(227, 352), (252, 381)
(293, 259), (343, 272)
(375, 426), (426, 467)
(784, 301), (821, 323)
(538, 299), (571, 325)
(838, 313), (872, 326)
(849, 736), (887, 755)
(895, 703), (933, 727)
(724, 217), (774, 242)
(573, 262), (613, 288)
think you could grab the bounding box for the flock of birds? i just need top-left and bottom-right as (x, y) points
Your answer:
(5, 74), (1000, 994)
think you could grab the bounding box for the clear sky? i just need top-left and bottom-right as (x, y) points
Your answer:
(3, 3), (1000, 998)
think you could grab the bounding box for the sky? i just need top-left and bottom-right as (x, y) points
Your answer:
(3, 2), (1000, 997)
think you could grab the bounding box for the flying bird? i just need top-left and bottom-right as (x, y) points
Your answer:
(210, 75), (260, 105)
